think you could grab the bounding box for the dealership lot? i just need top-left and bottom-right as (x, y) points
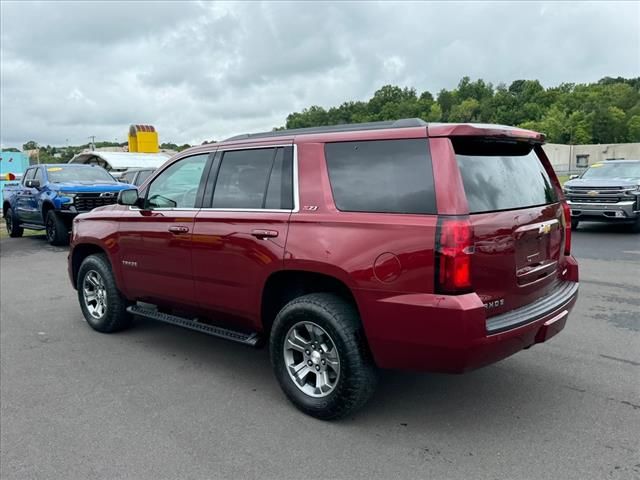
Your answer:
(1, 225), (638, 480)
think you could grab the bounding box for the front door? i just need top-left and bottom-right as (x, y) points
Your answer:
(15, 168), (39, 223)
(192, 146), (294, 330)
(117, 153), (212, 310)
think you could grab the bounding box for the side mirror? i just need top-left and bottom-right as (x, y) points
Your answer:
(117, 188), (140, 206)
(569, 175), (579, 180)
(25, 179), (40, 188)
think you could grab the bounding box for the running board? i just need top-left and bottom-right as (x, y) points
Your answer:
(127, 305), (261, 347)
(20, 223), (45, 231)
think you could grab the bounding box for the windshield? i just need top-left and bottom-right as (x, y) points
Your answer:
(46, 166), (116, 184)
(581, 162), (640, 180)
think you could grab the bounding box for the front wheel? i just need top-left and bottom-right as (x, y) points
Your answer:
(270, 293), (377, 420)
(77, 254), (132, 333)
(5, 208), (24, 237)
(45, 210), (69, 245)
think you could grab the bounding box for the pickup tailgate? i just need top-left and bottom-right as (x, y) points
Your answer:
(453, 137), (566, 318)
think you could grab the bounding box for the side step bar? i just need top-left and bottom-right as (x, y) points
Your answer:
(127, 305), (261, 347)
(20, 223), (45, 231)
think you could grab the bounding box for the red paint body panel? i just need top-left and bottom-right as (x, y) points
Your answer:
(69, 122), (578, 374)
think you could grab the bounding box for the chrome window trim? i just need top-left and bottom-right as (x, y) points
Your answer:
(128, 144), (300, 214)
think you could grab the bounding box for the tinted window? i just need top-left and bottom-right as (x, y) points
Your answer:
(324, 139), (436, 214)
(581, 162), (640, 180)
(146, 155), (208, 209)
(453, 139), (557, 213)
(135, 169), (154, 186)
(212, 147), (293, 209)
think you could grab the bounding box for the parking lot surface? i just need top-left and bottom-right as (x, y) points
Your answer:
(1, 223), (638, 480)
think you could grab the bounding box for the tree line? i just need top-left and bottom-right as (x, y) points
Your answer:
(281, 76), (640, 144)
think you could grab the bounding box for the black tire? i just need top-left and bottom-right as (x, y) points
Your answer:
(45, 209), (69, 245)
(5, 208), (24, 237)
(77, 253), (132, 333)
(629, 217), (640, 233)
(570, 219), (579, 231)
(270, 293), (378, 420)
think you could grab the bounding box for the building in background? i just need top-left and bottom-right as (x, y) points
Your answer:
(543, 143), (640, 174)
(0, 151), (29, 204)
(69, 124), (172, 175)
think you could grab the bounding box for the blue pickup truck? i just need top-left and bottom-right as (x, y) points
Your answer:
(2, 163), (133, 245)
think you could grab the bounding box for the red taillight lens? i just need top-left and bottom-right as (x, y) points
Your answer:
(562, 201), (571, 255)
(435, 217), (474, 294)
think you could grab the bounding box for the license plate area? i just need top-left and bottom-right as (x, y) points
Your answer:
(514, 220), (560, 285)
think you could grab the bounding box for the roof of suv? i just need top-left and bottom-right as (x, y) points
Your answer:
(222, 118), (545, 144)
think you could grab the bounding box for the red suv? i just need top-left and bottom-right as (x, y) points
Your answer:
(69, 119), (579, 419)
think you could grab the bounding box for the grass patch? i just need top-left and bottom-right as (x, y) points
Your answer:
(0, 227), (44, 240)
(557, 175), (570, 185)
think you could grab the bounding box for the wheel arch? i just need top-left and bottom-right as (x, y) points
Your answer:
(2, 201), (10, 217)
(70, 243), (109, 289)
(260, 269), (361, 337)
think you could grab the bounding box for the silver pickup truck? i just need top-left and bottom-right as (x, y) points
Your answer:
(563, 159), (640, 232)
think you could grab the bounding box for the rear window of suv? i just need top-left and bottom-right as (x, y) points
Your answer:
(324, 139), (436, 214)
(453, 138), (557, 213)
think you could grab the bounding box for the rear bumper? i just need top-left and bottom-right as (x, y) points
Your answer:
(568, 200), (639, 222)
(358, 257), (579, 373)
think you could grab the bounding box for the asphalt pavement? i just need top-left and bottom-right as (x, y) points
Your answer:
(1, 223), (638, 480)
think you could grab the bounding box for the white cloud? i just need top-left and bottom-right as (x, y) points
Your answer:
(1, 0), (638, 147)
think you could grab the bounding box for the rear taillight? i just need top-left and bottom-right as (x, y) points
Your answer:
(435, 217), (474, 294)
(562, 201), (571, 255)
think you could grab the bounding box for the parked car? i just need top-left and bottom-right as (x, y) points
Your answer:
(118, 167), (156, 187)
(68, 119), (579, 419)
(3, 164), (134, 245)
(563, 159), (640, 231)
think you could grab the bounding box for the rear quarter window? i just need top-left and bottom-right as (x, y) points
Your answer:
(324, 139), (436, 214)
(453, 139), (557, 213)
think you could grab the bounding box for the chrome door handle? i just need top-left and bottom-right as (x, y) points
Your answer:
(168, 226), (190, 234)
(251, 229), (278, 239)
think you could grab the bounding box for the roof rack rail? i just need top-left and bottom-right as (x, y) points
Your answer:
(223, 118), (427, 142)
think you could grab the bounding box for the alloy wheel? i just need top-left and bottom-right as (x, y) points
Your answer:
(283, 321), (340, 398)
(82, 270), (108, 319)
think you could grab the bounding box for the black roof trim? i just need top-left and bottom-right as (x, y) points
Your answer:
(224, 118), (427, 142)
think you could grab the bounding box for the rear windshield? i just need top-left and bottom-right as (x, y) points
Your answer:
(453, 139), (557, 213)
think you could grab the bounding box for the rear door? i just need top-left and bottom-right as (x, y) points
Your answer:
(452, 138), (564, 317)
(191, 145), (294, 331)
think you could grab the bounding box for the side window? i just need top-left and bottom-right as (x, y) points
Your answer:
(22, 169), (35, 185)
(324, 139), (436, 214)
(145, 154), (208, 209)
(121, 172), (136, 184)
(33, 168), (45, 184)
(212, 147), (293, 209)
(136, 169), (153, 186)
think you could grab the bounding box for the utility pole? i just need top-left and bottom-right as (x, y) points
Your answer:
(88, 136), (96, 151)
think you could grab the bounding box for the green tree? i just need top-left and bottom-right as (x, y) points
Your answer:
(22, 140), (38, 150)
(626, 115), (640, 142)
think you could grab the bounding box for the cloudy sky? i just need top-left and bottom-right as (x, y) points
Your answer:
(1, 1), (638, 148)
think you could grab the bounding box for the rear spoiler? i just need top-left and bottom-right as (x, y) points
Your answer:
(428, 123), (545, 144)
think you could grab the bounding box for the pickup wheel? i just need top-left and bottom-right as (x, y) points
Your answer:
(45, 210), (69, 245)
(269, 293), (378, 420)
(77, 254), (132, 333)
(630, 217), (640, 233)
(5, 208), (24, 237)
(570, 219), (579, 230)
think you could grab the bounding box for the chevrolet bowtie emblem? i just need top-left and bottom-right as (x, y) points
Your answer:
(539, 224), (551, 235)
(587, 190), (599, 196)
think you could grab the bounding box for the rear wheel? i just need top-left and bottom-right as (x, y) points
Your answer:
(45, 209), (69, 245)
(270, 293), (377, 420)
(5, 208), (23, 237)
(570, 219), (579, 230)
(77, 254), (132, 333)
